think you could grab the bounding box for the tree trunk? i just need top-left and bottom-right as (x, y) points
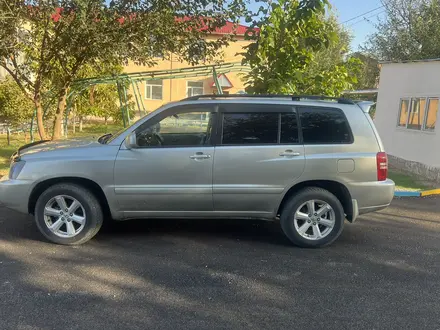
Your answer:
(72, 103), (76, 134)
(52, 86), (68, 140)
(34, 93), (47, 140)
(105, 116), (108, 126)
(6, 127), (10, 146)
(79, 116), (83, 132)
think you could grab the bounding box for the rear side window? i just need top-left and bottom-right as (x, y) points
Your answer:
(222, 113), (278, 144)
(280, 113), (299, 144)
(299, 107), (353, 144)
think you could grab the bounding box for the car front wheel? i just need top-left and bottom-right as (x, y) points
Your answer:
(280, 187), (345, 248)
(35, 183), (103, 245)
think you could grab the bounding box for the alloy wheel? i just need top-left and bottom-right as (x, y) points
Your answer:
(43, 195), (86, 238)
(293, 199), (335, 240)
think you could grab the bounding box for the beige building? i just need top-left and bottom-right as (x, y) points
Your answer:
(124, 22), (252, 112)
(374, 59), (440, 177)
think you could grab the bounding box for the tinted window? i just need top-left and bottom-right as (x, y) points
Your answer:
(300, 108), (352, 144)
(281, 113), (299, 144)
(222, 113), (278, 144)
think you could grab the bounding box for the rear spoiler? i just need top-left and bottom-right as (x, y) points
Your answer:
(356, 101), (376, 113)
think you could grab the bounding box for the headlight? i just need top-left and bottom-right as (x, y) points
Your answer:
(9, 160), (26, 180)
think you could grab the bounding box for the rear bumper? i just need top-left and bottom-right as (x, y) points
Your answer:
(0, 176), (32, 214)
(348, 179), (395, 221)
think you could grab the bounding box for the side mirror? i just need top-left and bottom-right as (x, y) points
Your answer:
(124, 132), (137, 150)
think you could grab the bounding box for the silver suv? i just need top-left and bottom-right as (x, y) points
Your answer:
(0, 95), (395, 247)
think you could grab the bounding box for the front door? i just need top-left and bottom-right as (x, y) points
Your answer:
(114, 105), (216, 217)
(213, 104), (305, 217)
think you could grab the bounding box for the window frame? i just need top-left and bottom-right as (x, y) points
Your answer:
(186, 81), (204, 97)
(397, 98), (411, 128)
(397, 97), (438, 132)
(297, 106), (354, 145)
(407, 97), (426, 130)
(217, 104), (299, 146)
(424, 97), (439, 131)
(134, 104), (218, 149)
(145, 79), (163, 100)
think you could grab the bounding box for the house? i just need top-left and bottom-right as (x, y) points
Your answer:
(374, 59), (440, 181)
(123, 21), (252, 111)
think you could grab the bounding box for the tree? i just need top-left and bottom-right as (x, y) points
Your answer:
(0, 77), (34, 130)
(73, 83), (134, 131)
(242, 1), (361, 96)
(348, 52), (380, 90)
(0, 0), (248, 140)
(293, 16), (363, 96)
(363, 0), (440, 61)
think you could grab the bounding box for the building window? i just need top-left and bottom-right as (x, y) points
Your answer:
(398, 97), (438, 131)
(407, 98), (426, 130)
(145, 79), (163, 100)
(425, 98), (439, 131)
(187, 81), (204, 97)
(398, 99), (410, 127)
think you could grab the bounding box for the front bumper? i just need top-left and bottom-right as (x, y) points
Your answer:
(0, 176), (33, 214)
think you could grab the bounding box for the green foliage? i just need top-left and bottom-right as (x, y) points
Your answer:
(348, 52), (380, 90)
(0, 0), (249, 139)
(242, 1), (362, 96)
(363, 0), (440, 61)
(0, 78), (34, 127)
(73, 82), (135, 125)
(292, 16), (363, 96)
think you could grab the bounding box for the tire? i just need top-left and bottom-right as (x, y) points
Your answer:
(35, 183), (103, 245)
(280, 187), (345, 248)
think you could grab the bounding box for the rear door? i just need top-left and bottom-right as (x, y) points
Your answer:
(213, 104), (305, 216)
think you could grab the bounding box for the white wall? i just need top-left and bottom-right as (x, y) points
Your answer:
(375, 61), (440, 167)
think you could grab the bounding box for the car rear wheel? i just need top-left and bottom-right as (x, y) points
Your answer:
(280, 187), (345, 248)
(35, 183), (103, 245)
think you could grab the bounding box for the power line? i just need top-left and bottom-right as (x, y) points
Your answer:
(347, 9), (386, 27)
(341, 5), (385, 24)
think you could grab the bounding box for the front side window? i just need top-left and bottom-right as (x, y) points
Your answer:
(299, 107), (352, 144)
(187, 81), (204, 97)
(145, 79), (163, 100)
(136, 108), (214, 147)
(222, 113), (278, 145)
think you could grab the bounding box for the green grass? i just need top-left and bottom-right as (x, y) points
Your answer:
(0, 124), (123, 178)
(388, 170), (431, 191)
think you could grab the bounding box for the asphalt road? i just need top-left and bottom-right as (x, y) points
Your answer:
(1, 198), (440, 330)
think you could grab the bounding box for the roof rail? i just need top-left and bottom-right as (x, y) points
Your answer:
(182, 94), (355, 104)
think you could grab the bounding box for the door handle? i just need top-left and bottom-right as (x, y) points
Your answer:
(280, 150), (301, 157)
(190, 153), (211, 160)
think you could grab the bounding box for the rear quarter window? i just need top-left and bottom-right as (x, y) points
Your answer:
(299, 107), (353, 144)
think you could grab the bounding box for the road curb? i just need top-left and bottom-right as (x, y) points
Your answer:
(395, 189), (440, 197)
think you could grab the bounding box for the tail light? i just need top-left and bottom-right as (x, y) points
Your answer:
(376, 152), (388, 181)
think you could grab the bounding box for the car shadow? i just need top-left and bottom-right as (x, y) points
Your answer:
(98, 217), (293, 247)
